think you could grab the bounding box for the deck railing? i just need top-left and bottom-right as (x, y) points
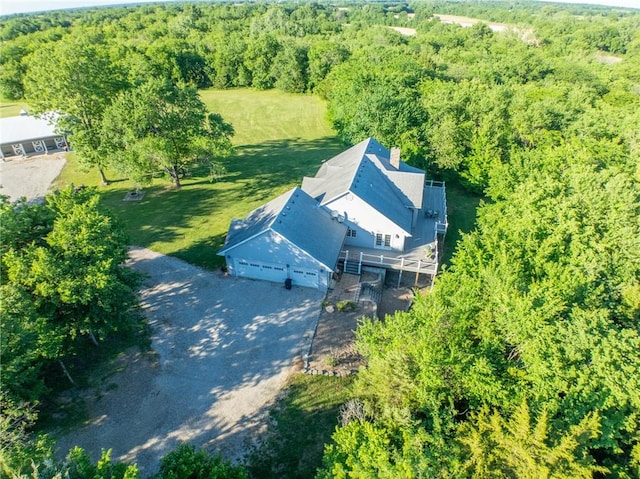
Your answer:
(340, 247), (439, 277)
(338, 181), (448, 284)
(426, 179), (448, 233)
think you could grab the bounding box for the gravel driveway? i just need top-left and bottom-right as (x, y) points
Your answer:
(0, 153), (66, 202)
(56, 247), (324, 475)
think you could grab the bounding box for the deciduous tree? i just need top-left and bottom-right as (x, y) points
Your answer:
(24, 31), (125, 184)
(102, 79), (234, 188)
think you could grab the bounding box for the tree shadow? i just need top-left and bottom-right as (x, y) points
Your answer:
(221, 136), (346, 201)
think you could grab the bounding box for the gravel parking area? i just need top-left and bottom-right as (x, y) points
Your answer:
(0, 153), (66, 202)
(55, 247), (324, 475)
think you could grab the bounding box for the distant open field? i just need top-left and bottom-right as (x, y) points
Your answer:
(433, 14), (536, 43)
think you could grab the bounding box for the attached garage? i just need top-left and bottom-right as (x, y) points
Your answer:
(234, 259), (288, 283)
(289, 267), (319, 289)
(234, 259), (319, 289)
(218, 187), (347, 291)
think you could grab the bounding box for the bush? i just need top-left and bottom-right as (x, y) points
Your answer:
(336, 300), (356, 312)
(155, 444), (247, 479)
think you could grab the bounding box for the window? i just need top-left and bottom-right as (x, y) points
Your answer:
(375, 233), (392, 248)
(347, 228), (357, 237)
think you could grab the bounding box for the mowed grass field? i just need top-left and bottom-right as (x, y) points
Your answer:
(0, 100), (30, 117)
(51, 89), (346, 269)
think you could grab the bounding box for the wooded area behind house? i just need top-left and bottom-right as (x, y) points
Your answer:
(1, 1), (639, 478)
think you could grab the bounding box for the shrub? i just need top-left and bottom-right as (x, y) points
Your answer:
(156, 444), (247, 479)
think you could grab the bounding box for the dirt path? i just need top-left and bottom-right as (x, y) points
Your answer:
(55, 247), (324, 475)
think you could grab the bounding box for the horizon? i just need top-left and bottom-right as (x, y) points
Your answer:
(1, 0), (638, 16)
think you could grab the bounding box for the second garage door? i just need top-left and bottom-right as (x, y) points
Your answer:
(290, 267), (319, 288)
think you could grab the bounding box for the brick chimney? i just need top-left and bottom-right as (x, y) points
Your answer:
(390, 147), (400, 169)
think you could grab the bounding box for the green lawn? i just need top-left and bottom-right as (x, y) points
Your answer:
(52, 89), (345, 270)
(0, 100), (30, 117)
(247, 374), (354, 479)
(441, 182), (482, 265)
(12, 86), (477, 270)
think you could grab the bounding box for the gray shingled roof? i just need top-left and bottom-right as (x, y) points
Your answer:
(301, 138), (425, 234)
(218, 187), (347, 270)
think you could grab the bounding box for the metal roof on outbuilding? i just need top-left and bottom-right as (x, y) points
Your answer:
(0, 114), (59, 145)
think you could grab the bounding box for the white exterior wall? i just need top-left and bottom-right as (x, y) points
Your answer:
(325, 195), (409, 251)
(222, 231), (330, 290)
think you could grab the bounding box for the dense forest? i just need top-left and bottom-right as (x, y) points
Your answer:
(1, 1), (639, 477)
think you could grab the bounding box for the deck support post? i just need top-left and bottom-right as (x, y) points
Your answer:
(415, 260), (421, 285)
(398, 257), (404, 288)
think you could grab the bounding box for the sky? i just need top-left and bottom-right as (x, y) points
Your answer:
(0, 0), (638, 16)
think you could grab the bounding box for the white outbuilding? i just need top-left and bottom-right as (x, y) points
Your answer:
(0, 111), (68, 160)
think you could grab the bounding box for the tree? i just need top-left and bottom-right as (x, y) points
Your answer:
(2, 188), (140, 395)
(459, 400), (606, 478)
(156, 444), (247, 479)
(271, 41), (309, 93)
(25, 447), (140, 479)
(323, 51), (431, 163)
(0, 391), (53, 477)
(244, 34), (281, 89)
(307, 40), (350, 93)
(24, 31), (126, 184)
(102, 78), (234, 188)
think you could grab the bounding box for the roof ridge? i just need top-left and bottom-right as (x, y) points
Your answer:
(352, 156), (412, 209)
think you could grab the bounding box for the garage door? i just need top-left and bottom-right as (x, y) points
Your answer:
(290, 267), (319, 288)
(234, 259), (288, 283)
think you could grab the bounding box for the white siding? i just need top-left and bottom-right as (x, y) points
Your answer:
(325, 195), (409, 251)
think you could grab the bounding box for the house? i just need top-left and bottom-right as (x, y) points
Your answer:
(0, 112), (68, 160)
(218, 138), (447, 290)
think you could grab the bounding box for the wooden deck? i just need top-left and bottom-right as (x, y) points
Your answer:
(339, 180), (448, 282)
(340, 243), (439, 276)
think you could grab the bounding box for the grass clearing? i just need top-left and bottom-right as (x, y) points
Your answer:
(441, 182), (482, 265)
(0, 100), (30, 117)
(247, 374), (354, 479)
(6, 88), (476, 270)
(52, 88), (345, 270)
